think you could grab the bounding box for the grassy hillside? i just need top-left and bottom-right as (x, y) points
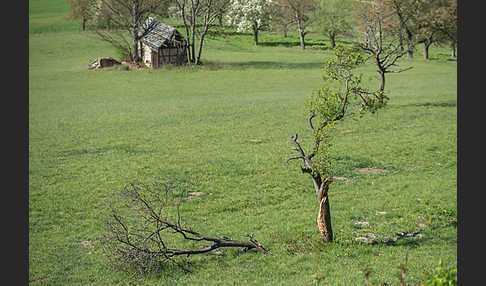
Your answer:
(29, 0), (81, 33)
(29, 1), (457, 285)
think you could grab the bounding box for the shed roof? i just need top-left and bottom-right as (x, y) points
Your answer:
(139, 17), (183, 50)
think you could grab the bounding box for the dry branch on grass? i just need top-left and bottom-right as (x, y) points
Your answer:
(101, 182), (267, 275)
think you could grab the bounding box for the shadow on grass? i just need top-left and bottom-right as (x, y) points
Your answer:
(425, 54), (457, 62)
(202, 60), (324, 70)
(57, 144), (155, 157)
(258, 40), (330, 50)
(144, 248), (261, 281)
(286, 220), (457, 256)
(397, 101), (456, 108)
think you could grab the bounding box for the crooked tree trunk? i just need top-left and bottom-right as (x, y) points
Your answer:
(289, 135), (333, 242)
(316, 177), (333, 242)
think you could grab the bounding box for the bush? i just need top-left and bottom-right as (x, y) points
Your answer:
(421, 261), (457, 286)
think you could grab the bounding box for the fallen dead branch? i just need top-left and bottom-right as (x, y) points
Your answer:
(101, 181), (268, 275)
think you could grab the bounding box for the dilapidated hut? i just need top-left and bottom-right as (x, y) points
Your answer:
(137, 17), (187, 68)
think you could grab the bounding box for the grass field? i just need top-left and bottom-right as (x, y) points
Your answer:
(29, 1), (457, 285)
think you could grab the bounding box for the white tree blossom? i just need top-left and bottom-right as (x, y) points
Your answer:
(226, 0), (273, 44)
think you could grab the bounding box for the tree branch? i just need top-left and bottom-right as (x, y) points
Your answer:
(102, 182), (268, 275)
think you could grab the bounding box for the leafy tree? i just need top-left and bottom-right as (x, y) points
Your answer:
(415, 0), (444, 60)
(275, 0), (317, 50)
(410, 0), (456, 60)
(226, 0), (273, 46)
(66, 0), (98, 31)
(287, 45), (388, 242)
(383, 0), (421, 59)
(312, 0), (353, 49)
(269, 1), (296, 38)
(433, 0), (457, 57)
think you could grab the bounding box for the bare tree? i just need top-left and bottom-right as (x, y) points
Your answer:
(101, 182), (268, 275)
(91, 0), (167, 62)
(173, 0), (225, 64)
(354, 0), (411, 91)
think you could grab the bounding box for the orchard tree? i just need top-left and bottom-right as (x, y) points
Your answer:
(226, 0), (273, 46)
(383, 0), (421, 59)
(66, 0), (98, 31)
(434, 0), (457, 57)
(415, 1), (443, 60)
(355, 0), (411, 92)
(312, 0), (353, 49)
(275, 0), (317, 50)
(172, 0), (228, 64)
(270, 1), (296, 38)
(214, 0), (231, 29)
(409, 0), (456, 60)
(287, 45), (389, 242)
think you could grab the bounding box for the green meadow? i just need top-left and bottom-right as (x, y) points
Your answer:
(29, 0), (457, 284)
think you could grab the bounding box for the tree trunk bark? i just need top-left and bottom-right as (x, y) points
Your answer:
(195, 26), (209, 65)
(407, 44), (413, 59)
(253, 24), (259, 46)
(399, 30), (404, 51)
(179, 6), (192, 65)
(424, 42), (430, 60)
(329, 34), (336, 49)
(218, 13), (223, 30)
(296, 12), (305, 50)
(132, 31), (139, 62)
(365, 32), (371, 49)
(379, 70), (385, 92)
(406, 38), (414, 59)
(190, 10), (196, 62)
(82, 17), (86, 31)
(298, 28), (305, 50)
(316, 177), (333, 242)
(451, 42), (456, 57)
(283, 24), (287, 38)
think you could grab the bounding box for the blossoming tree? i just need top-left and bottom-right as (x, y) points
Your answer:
(226, 0), (273, 46)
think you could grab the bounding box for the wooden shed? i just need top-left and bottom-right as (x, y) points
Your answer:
(138, 17), (187, 68)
